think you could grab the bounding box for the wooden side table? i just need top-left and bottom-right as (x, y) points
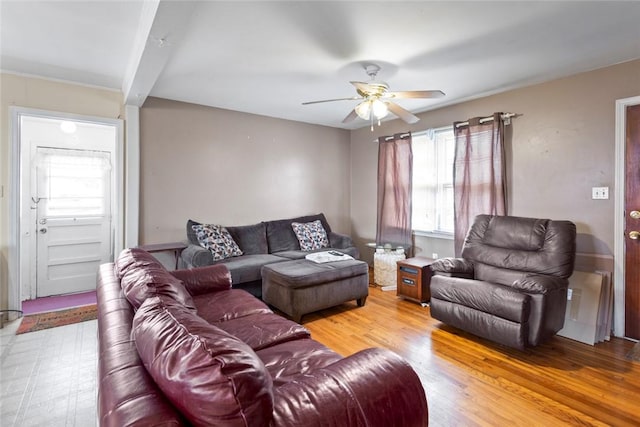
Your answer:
(396, 257), (435, 307)
(138, 242), (188, 270)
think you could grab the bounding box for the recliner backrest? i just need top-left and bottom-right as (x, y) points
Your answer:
(461, 215), (576, 285)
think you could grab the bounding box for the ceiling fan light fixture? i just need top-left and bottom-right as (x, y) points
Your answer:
(355, 100), (372, 120)
(371, 99), (389, 119)
(355, 98), (389, 121)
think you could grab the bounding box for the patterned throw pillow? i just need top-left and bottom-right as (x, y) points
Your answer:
(192, 224), (243, 261)
(291, 220), (329, 251)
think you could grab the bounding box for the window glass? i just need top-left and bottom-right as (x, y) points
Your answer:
(37, 148), (111, 217)
(412, 127), (455, 235)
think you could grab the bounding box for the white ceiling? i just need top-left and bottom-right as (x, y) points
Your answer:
(2, 1), (640, 130)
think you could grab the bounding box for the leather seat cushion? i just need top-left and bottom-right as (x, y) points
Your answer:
(193, 289), (272, 323)
(431, 276), (531, 323)
(256, 339), (342, 386)
(214, 313), (311, 351)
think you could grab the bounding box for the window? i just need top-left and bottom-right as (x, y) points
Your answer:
(412, 127), (455, 236)
(37, 148), (112, 217)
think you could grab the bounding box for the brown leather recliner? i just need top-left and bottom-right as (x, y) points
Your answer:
(429, 215), (577, 350)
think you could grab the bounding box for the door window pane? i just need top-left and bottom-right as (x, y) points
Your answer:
(37, 148), (111, 217)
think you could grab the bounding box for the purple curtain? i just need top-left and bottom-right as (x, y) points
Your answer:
(453, 113), (507, 256)
(376, 133), (413, 248)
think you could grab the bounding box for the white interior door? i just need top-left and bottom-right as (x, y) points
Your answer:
(35, 147), (112, 297)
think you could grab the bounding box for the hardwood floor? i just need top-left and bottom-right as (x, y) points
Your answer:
(302, 285), (640, 427)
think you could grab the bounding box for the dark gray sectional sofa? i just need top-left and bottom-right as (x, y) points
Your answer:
(181, 213), (360, 297)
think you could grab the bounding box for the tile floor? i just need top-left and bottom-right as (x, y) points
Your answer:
(0, 317), (97, 426)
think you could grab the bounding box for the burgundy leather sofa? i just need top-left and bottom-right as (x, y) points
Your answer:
(97, 248), (429, 426)
(430, 215), (576, 350)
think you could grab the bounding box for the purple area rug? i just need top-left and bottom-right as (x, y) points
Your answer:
(22, 291), (97, 315)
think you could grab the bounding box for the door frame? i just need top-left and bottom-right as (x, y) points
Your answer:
(8, 107), (124, 309)
(614, 95), (640, 338)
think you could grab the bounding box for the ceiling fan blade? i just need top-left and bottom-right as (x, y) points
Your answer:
(387, 90), (445, 99)
(386, 102), (420, 124)
(302, 96), (362, 105)
(342, 109), (358, 123)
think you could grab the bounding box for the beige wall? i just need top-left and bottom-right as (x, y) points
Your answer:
(0, 73), (124, 312)
(139, 97), (351, 244)
(351, 59), (640, 265)
(2, 59), (638, 310)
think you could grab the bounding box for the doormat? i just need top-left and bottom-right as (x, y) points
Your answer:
(16, 304), (98, 335)
(625, 342), (640, 362)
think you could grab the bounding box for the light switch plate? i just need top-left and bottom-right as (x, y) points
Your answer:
(592, 187), (609, 200)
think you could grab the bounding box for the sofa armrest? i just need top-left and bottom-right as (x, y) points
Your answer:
(431, 257), (474, 278)
(272, 348), (428, 427)
(512, 274), (568, 294)
(328, 232), (360, 258)
(181, 244), (213, 267)
(170, 264), (232, 296)
(327, 231), (353, 248)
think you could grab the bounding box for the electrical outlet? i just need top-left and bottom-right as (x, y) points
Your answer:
(432, 253), (438, 259)
(592, 187), (609, 200)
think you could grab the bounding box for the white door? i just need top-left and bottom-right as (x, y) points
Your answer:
(35, 147), (112, 297)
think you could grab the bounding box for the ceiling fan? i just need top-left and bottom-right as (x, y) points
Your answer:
(302, 64), (445, 129)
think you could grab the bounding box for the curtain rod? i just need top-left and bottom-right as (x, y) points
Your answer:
(381, 132), (411, 141)
(374, 112), (518, 142)
(454, 112), (518, 128)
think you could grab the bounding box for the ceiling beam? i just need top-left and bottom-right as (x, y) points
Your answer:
(122, 0), (196, 106)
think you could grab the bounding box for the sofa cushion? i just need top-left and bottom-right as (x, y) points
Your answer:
(192, 223), (243, 261)
(193, 289), (272, 323)
(256, 339), (342, 387)
(265, 213), (331, 253)
(133, 296), (274, 427)
(115, 247), (164, 278)
(188, 221), (269, 256)
(291, 220), (329, 251)
(116, 248), (195, 310)
(213, 313), (311, 351)
(217, 254), (288, 284)
(227, 222), (269, 255)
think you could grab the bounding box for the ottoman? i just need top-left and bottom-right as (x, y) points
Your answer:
(261, 259), (369, 323)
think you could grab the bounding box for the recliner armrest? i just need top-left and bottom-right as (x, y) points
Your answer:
(170, 264), (232, 296)
(430, 257), (474, 278)
(512, 274), (567, 294)
(272, 348), (428, 427)
(181, 243), (213, 267)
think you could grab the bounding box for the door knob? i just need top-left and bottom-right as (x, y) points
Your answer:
(630, 231), (640, 240)
(39, 228), (47, 234)
(631, 210), (640, 220)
